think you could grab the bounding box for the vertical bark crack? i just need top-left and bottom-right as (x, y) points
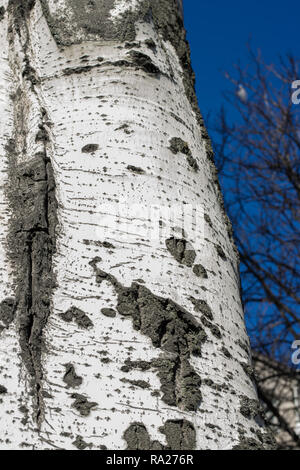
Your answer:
(6, 0), (58, 425)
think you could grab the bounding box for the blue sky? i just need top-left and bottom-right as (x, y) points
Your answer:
(183, 0), (300, 359)
(184, 0), (299, 119)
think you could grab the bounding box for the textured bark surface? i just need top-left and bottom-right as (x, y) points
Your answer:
(0, 0), (275, 450)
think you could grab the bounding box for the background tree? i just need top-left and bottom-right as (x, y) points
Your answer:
(211, 48), (300, 448)
(0, 0), (274, 450)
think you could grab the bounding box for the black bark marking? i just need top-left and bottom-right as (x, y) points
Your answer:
(204, 213), (213, 228)
(39, 0), (124, 45)
(101, 308), (116, 318)
(60, 307), (93, 329)
(169, 137), (191, 156)
(192, 264), (208, 278)
(0, 385), (8, 394)
(165, 237), (196, 267)
(70, 393), (97, 417)
(8, 0), (36, 33)
(189, 298), (213, 320)
(200, 316), (222, 339)
(123, 419), (196, 450)
(233, 428), (277, 450)
(63, 364), (83, 389)
(90, 258), (205, 411)
(144, 38), (157, 52)
(123, 379), (150, 389)
(127, 165), (145, 175)
(0, 6), (5, 20)
(123, 423), (159, 450)
(152, 357), (202, 411)
(81, 143), (99, 153)
(169, 137), (199, 171)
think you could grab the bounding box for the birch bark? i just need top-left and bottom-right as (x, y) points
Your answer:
(0, 0), (274, 450)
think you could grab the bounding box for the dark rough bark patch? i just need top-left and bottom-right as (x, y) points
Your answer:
(240, 396), (264, 425)
(152, 357), (202, 411)
(8, 0), (36, 33)
(60, 307), (93, 329)
(127, 165), (145, 175)
(63, 364), (83, 388)
(169, 137), (199, 172)
(144, 38), (157, 52)
(233, 428), (277, 450)
(72, 435), (93, 450)
(60, 56), (163, 80)
(101, 308), (116, 318)
(39, 0), (122, 45)
(123, 379), (150, 389)
(6, 135), (57, 419)
(123, 419), (196, 450)
(192, 264), (208, 279)
(70, 393), (97, 417)
(81, 143), (99, 153)
(123, 423), (154, 450)
(165, 237), (196, 267)
(159, 420), (196, 450)
(83, 239), (115, 249)
(0, 298), (16, 328)
(90, 258), (205, 411)
(189, 298), (213, 320)
(62, 65), (94, 76)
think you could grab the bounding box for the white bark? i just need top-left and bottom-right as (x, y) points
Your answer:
(0, 0), (273, 450)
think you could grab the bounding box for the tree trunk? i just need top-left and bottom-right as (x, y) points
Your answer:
(0, 0), (274, 450)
